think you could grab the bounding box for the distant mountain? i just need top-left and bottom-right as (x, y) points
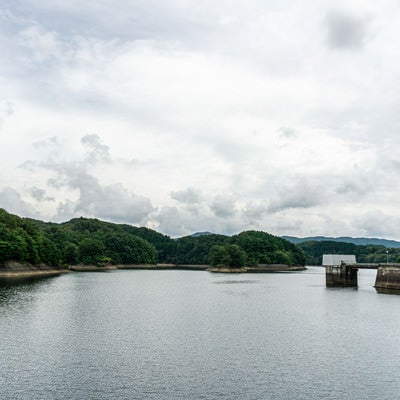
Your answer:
(282, 235), (400, 248)
(189, 231), (215, 238)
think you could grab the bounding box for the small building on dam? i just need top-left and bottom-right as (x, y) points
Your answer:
(323, 254), (357, 287)
(322, 254), (356, 267)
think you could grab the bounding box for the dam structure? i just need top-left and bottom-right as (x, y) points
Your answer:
(323, 254), (400, 293)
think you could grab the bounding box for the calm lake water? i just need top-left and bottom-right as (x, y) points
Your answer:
(1, 267), (400, 400)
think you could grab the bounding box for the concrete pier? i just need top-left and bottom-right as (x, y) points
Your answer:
(325, 264), (358, 287)
(325, 262), (400, 293)
(375, 266), (400, 294)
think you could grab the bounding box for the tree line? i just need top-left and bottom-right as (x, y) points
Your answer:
(0, 208), (306, 268)
(298, 240), (400, 265)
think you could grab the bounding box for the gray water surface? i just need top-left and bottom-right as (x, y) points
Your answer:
(1, 267), (399, 400)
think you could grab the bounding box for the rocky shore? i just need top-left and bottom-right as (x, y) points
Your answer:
(69, 265), (118, 272)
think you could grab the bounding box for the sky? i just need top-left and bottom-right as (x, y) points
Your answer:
(1, 0), (400, 238)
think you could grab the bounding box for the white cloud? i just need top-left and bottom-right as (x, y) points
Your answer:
(1, 1), (400, 238)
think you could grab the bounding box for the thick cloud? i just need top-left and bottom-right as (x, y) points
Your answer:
(268, 180), (326, 213)
(30, 186), (54, 202)
(243, 202), (268, 221)
(0, 187), (39, 217)
(0, 0), (272, 45)
(210, 195), (237, 218)
(325, 11), (368, 49)
(335, 179), (371, 197)
(81, 134), (111, 163)
(354, 211), (400, 239)
(18, 135), (155, 225)
(154, 204), (245, 237)
(2, 1), (400, 239)
(170, 187), (202, 204)
(47, 163), (154, 225)
(68, 180), (154, 224)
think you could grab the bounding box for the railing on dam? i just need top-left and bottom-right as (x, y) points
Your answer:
(349, 263), (400, 269)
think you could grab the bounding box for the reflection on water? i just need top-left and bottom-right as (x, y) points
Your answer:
(213, 279), (259, 284)
(375, 287), (400, 295)
(1, 268), (400, 400)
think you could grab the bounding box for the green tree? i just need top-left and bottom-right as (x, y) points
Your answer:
(78, 238), (106, 265)
(227, 244), (247, 267)
(273, 250), (292, 265)
(208, 244), (246, 268)
(208, 245), (229, 267)
(63, 242), (79, 265)
(231, 230), (305, 266)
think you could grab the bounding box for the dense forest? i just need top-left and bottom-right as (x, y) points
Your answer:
(299, 240), (400, 265)
(0, 208), (306, 267)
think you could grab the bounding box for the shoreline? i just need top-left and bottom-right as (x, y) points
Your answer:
(116, 264), (307, 273)
(0, 261), (307, 282)
(69, 265), (118, 272)
(0, 269), (70, 282)
(116, 264), (210, 271)
(0, 261), (70, 282)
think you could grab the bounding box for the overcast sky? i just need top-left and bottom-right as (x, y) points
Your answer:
(1, 0), (400, 238)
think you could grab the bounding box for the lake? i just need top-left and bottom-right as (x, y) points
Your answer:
(1, 267), (400, 400)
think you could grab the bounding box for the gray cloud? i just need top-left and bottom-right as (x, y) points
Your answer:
(325, 11), (368, 49)
(278, 127), (297, 139)
(170, 187), (202, 204)
(30, 186), (54, 201)
(154, 203), (244, 237)
(1, 0), (213, 44)
(0, 100), (14, 125)
(30, 186), (45, 200)
(46, 162), (153, 224)
(268, 179), (326, 213)
(243, 202), (268, 221)
(33, 136), (59, 148)
(0, 187), (39, 217)
(23, 135), (154, 224)
(76, 181), (154, 224)
(335, 179), (370, 197)
(56, 199), (76, 221)
(354, 210), (400, 238)
(210, 195), (237, 218)
(81, 134), (111, 163)
(154, 206), (186, 237)
(18, 160), (37, 172)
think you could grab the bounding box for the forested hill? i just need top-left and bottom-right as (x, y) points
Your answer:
(0, 208), (305, 267)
